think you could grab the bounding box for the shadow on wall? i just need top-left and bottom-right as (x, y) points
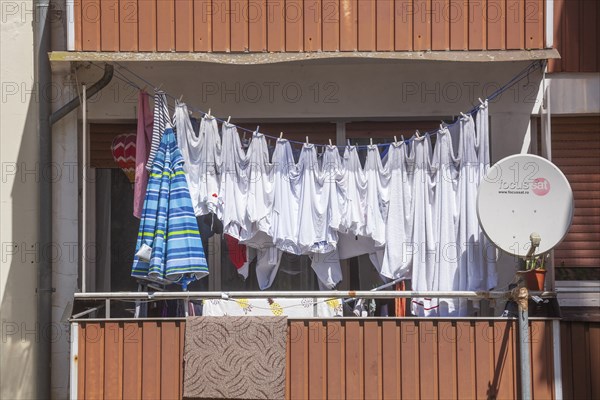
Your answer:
(1, 95), (39, 399)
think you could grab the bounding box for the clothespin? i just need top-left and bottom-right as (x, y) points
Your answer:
(460, 112), (467, 119)
(369, 138), (373, 146)
(156, 83), (163, 91)
(280, 132), (284, 139)
(478, 97), (485, 106)
(306, 136), (309, 144)
(347, 139), (351, 147)
(394, 136), (398, 144)
(401, 135), (405, 143)
(329, 139), (333, 146)
(227, 116), (231, 124)
(206, 108), (212, 118)
(178, 94), (183, 103)
(415, 130), (421, 139)
(255, 125), (260, 134)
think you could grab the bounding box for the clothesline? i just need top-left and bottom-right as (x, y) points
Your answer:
(88, 59), (543, 149)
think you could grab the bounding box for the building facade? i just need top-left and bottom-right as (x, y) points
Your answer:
(0, 0), (598, 398)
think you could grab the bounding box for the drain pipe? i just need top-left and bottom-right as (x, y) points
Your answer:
(34, 9), (113, 389)
(50, 64), (114, 125)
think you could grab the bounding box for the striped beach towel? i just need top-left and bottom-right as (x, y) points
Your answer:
(132, 128), (209, 282)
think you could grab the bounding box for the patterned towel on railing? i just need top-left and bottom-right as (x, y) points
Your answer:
(183, 316), (287, 400)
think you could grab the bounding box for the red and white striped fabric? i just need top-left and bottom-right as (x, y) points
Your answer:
(111, 133), (137, 182)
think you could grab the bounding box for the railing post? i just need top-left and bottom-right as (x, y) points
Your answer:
(553, 319), (564, 399)
(517, 287), (532, 400)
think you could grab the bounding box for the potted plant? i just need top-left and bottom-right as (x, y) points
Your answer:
(517, 254), (549, 291)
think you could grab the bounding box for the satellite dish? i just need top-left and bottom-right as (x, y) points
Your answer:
(477, 154), (574, 257)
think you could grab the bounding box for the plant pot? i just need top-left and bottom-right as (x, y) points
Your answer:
(516, 269), (547, 291)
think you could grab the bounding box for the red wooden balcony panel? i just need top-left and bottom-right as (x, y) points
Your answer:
(75, 319), (595, 399)
(73, 0), (549, 53)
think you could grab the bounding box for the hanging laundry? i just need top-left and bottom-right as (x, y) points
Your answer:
(380, 142), (414, 280)
(146, 90), (171, 171)
(341, 145), (368, 236)
(321, 144), (347, 237)
(296, 143), (333, 254)
(240, 132), (282, 290)
(174, 102), (203, 216)
(133, 90), (153, 219)
(218, 122), (250, 239)
(364, 145), (390, 247)
(410, 134), (437, 317)
(431, 128), (462, 316)
(309, 250), (343, 290)
(307, 144), (347, 289)
(242, 131), (273, 244)
(456, 114), (491, 296)
(475, 101), (498, 293)
(197, 116), (222, 215)
(250, 246), (283, 290)
(270, 138), (301, 255)
(131, 128), (208, 282)
(224, 234), (248, 269)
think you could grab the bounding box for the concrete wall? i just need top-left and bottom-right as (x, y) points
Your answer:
(0, 1), (39, 398)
